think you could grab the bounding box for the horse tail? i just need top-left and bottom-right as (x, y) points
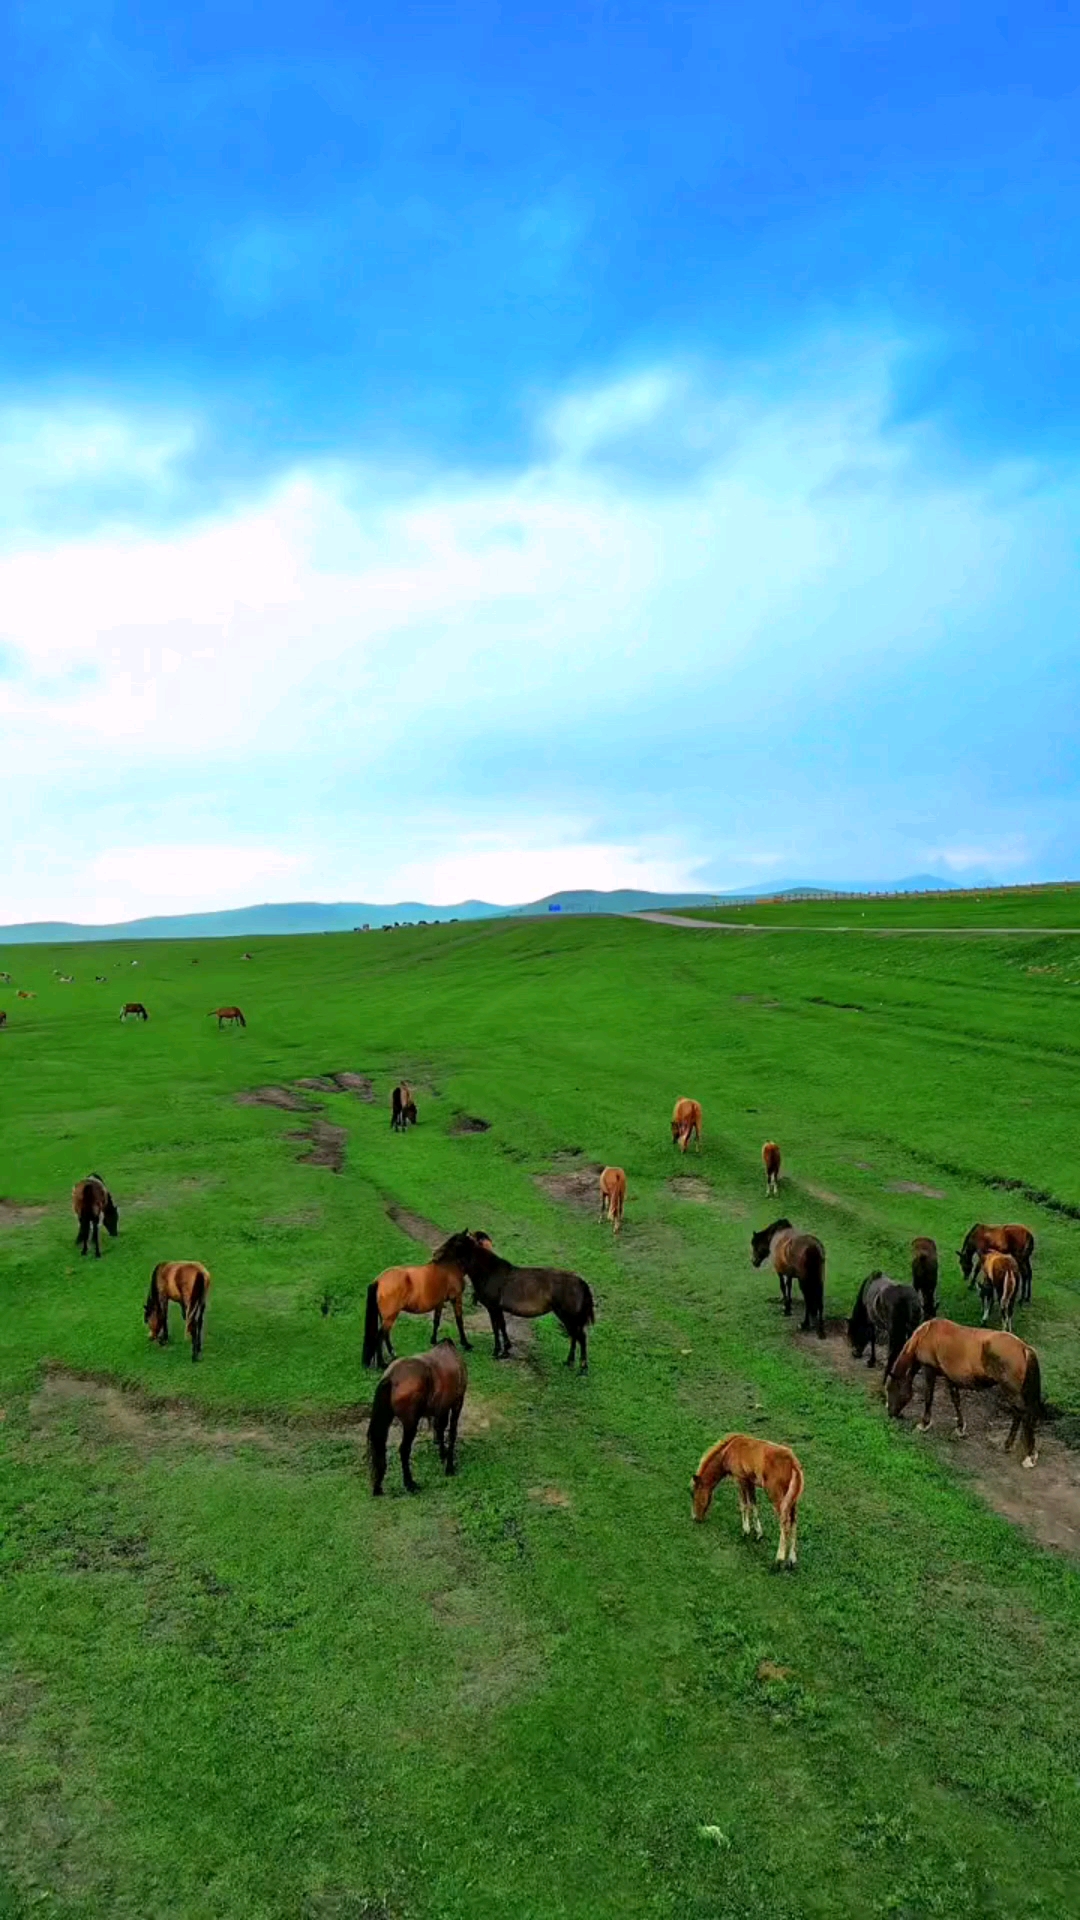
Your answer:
(1022, 1347), (1044, 1421)
(366, 1373), (395, 1489)
(362, 1281), (382, 1368)
(238, 1010), (246, 1027)
(804, 1242), (825, 1312)
(144, 1263), (163, 1318)
(847, 1278), (869, 1351)
(581, 1281), (596, 1327)
(186, 1268), (207, 1326)
(780, 1457), (804, 1528)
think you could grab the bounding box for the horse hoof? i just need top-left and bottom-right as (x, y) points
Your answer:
(1022, 1454), (1038, 1469)
(915, 1421), (931, 1433)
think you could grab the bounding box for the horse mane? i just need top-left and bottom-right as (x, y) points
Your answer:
(694, 1436), (732, 1481)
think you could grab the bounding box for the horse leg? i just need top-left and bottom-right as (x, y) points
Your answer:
(445, 1399), (462, 1475)
(916, 1370), (937, 1431)
(747, 1485), (763, 1541)
(431, 1303), (443, 1342)
(867, 1327), (877, 1368)
(1021, 1412), (1038, 1469)
(433, 1410), (449, 1460)
(399, 1415), (421, 1492)
(780, 1275), (792, 1316)
(451, 1295), (472, 1351)
(947, 1382), (966, 1438)
(565, 1325), (577, 1368)
(737, 1483), (752, 1536)
(1004, 1412), (1021, 1453)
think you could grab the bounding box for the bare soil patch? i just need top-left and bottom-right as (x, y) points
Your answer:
(237, 1086), (318, 1112)
(386, 1204), (449, 1248)
(331, 1072), (375, 1100)
(264, 1207), (324, 1229)
(452, 1114), (491, 1134)
(295, 1076), (339, 1092)
(463, 1309), (537, 1357)
(289, 1121), (347, 1172)
(805, 1184), (845, 1207)
(0, 1199), (47, 1228)
(36, 1363), (371, 1440)
(535, 1155), (604, 1209)
(885, 1180), (946, 1199)
(669, 1176), (712, 1204)
(528, 1485), (572, 1508)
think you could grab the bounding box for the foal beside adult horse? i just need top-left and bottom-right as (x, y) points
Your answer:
(751, 1220), (826, 1338)
(435, 1231), (595, 1371)
(887, 1318), (1041, 1468)
(367, 1339), (468, 1496)
(362, 1240), (474, 1369)
(959, 1223), (1034, 1303)
(977, 1252), (1022, 1333)
(848, 1271), (923, 1377)
(144, 1261), (211, 1361)
(691, 1434), (804, 1569)
(72, 1175), (119, 1257)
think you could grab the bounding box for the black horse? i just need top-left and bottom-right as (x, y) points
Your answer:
(848, 1271), (924, 1377)
(434, 1231), (595, 1371)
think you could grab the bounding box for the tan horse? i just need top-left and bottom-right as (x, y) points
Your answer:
(362, 1243), (473, 1368)
(671, 1097), (702, 1153)
(210, 1006), (246, 1028)
(887, 1318), (1041, 1467)
(599, 1166), (626, 1234)
(144, 1261), (211, 1361)
(978, 1251), (1021, 1333)
(691, 1434), (804, 1568)
(762, 1141), (781, 1195)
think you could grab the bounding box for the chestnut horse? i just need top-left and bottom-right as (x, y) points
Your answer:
(599, 1166), (627, 1234)
(366, 1340), (468, 1495)
(671, 1097), (702, 1153)
(72, 1175), (119, 1258)
(144, 1261), (210, 1361)
(911, 1237), (938, 1317)
(120, 1002), (148, 1021)
(691, 1434), (804, 1568)
(887, 1318), (1041, 1467)
(959, 1223), (1034, 1303)
(210, 1006), (246, 1028)
(762, 1141), (781, 1196)
(434, 1231), (595, 1370)
(848, 1271), (923, 1377)
(978, 1251), (1021, 1333)
(362, 1242), (473, 1368)
(751, 1219), (826, 1338)
(390, 1082), (417, 1132)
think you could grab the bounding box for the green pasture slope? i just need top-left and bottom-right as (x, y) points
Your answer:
(3, 914), (1080, 1920)
(669, 883), (1080, 930)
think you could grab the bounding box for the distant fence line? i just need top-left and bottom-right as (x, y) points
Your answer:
(704, 881), (1080, 906)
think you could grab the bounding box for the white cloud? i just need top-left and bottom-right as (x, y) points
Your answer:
(395, 837), (699, 906)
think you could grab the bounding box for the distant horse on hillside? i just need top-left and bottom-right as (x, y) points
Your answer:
(362, 1240), (474, 1369)
(120, 1002), (148, 1021)
(366, 1340), (468, 1496)
(751, 1219), (826, 1338)
(691, 1434), (804, 1569)
(144, 1260), (211, 1361)
(599, 1166), (627, 1234)
(72, 1175), (119, 1258)
(959, 1223), (1034, 1303)
(391, 1082), (417, 1132)
(0, 1011), (6, 1029)
(17, 990), (35, 999)
(435, 1231), (595, 1371)
(887, 1318), (1041, 1467)
(911, 1237), (938, 1316)
(977, 1251), (1021, 1333)
(848, 1271), (923, 1377)
(210, 1006), (246, 1028)
(671, 1097), (702, 1153)
(762, 1141), (781, 1195)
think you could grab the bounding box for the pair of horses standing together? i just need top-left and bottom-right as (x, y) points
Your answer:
(848, 1241), (940, 1376)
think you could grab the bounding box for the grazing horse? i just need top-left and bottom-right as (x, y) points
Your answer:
(599, 1166), (627, 1234)
(72, 1175), (119, 1257)
(362, 1243), (474, 1369)
(94, 974), (108, 983)
(17, 990), (35, 999)
(911, 1237), (939, 1317)
(0, 971), (10, 984)
(959, 1223), (1034, 1303)
(390, 1082), (418, 1132)
(848, 1271), (923, 1377)
(0, 1011), (6, 1029)
(887, 1318), (1041, 1467)
(435, 1231), (595, 1371)
(750, 1219), (826, 1338)
(366, 1340), (468, 1496)
(691, 1434), (804, 1569)
(120, 1002), (148, 1021)
(144, 1261), (211, 1361)
(762, 1141), (781, 1195)
(978, 1251), (1021, 1333)
(58, 974), (74, 984)
(671, 1097), (702, 1153)
(210, 1006), (246, 1029)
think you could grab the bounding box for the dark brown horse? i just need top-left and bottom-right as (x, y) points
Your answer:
(911, 1236), (938, 1316)
(144, 1261), (210, 1361)
(0, 1010), (6, 1029)
(959, 1223), (1034, 1303)
(691, 1434), (804, 1568)
(390, 1082), (417, 1132)
(887, 1318), (1041, 1467)
(120, 1002), (148, 1021)
(751, 1220), (826, 1337)
(848, 1271), (923, 1377)
(435, 1231), (595, 1370)
(362, 1243), (474, 1368)
(367, 1340), (467, 1495)
(210, 1006), (246, 1028)
(72, 1175), (119, 1257)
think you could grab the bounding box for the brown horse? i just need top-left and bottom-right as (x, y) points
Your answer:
(671, 1097), (702, 1153)
(72, 1175), (119, 1257)
(887, 1318), (1041, 1467)
(210, 1006), (246, 1028)
(0, 1011), (6, 1028)
(751, 1219), (826, 1337)
(959, 1223), (1034, 1303)
(366, 1340), (468, 1495)
(691, 1434), (804, 1568)
(762, 1141), (781, 1195)
(17, 990), (35, 999)
(390, 1082), (417, 1132)
(978, 1251), (1021, 1333)
(362, 1243), (473, 1368)
(435, 1231), (595, 1370)
(911, 1236), (938, 1316)
(599, 1166), (626, 1234)
(120, 1002), (148, 1021)
(144, 1261), (211, 1361)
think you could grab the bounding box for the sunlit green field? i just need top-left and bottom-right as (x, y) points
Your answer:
(3, 912), (1080, 1919)
(669, 883), (1080, 930)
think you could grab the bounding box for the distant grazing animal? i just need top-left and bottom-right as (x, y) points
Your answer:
(17, 990), (35, 999)
(762, 1141), (781, 1195)
(436, 1231), (595, 1371)
(0, 971), (10, 984)
(0, 1011), (6, 1029)
(911, 1237), (938, 1316)
(671, 1097), (702, 1153)
(72, 1175), (119, 1258)
(58, 974), (74, 984)
(144, 1261), (211, 1361)
(366, 1340), (468, 1496)
(390, 1082), (417, 1131)
(599, 1166), (627, 1234)
(362, 1241), (474, 1369)
(691, 1434), (804, 1569)
(94, 974), (107, 983)
(751, 1219), (826, 1338)
(848, 1271), (923, 1377)
(242, 951), (253, 960)
(210, 1006), (246, 1029)
(120, 1002), (148, 1021)
(978, 1251), (1021, 1333)
(131, 960), (139, 966)
(959, 1223), (1034, 1303)
(887, 1318), (1041, 1467)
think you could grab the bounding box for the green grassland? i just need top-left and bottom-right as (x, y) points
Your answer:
(3, 913), (1080, 1919)
(668, 884), (1080, 929)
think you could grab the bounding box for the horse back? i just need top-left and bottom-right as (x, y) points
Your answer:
(499, 1263), (588, 1317)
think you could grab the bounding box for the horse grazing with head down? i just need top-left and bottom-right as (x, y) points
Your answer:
(978, 1251), (1021, 1333)
(762, 1141), (781, 1195)
(959, 1223), (1034, 1303)
(435, 1231), (595, 1371)
(848, 1271), (923, 1377)
(144, 1261), (210, 1361)
(751, 1220), (826, 1338)
(691, 1434), (804, 1569)
(72, 1175), (119, 1257)
(887, 1318), (1041, 1466)
(362, 1240), (474, 1369)
(120, 1002), (148, 1021)
(671, 1098), (702, 1153)
(0, 1011), (6, 1029)
(366, 1340), (468, 1495)
(210, 1006), (246, 1028)
(910, 1237), (938, 1316)
(599, 1166), (626, 1234)
(390, 1083), (417, 1132)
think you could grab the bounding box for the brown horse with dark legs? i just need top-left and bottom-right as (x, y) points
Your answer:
(959, 1223), (1034, 1303)
(978, 1251), (1021, 1333)
(210, 1006), (246, 1028)
(887, 1318), (1041, 1467)
(362, 1243), (474, 1368)
(911, 1237), (938, 1317)
(762, 1141), (781, 1196)
(120, 1002), (148, 1021)
(367, 1340), (468, 1495)
(0, 1011), (6, 1028)
(691, 1434), (804, 1568)
(671, 1098), (702, 1153)
(751, 1220), (826, 1338)
(435, 1231), (595, 1370)
(390, 1082), (417, 1132)
(848, 1271), (923, 1377)
(144, 1261), (211, 1361)
(599, 1167), (626, 1234)
(72, 1175), (119, 1257)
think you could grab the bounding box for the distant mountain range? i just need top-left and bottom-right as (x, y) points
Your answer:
(0, 876), (965, 945)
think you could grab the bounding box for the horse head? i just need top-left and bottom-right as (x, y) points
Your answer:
(103, 1195), (119, 1237)
(143, 1280), (164, 1341)
(885, 1366), (915, 1419)
(750, 1220), (791, 1267)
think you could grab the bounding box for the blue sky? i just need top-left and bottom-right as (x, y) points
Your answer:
(2, 1), (1079, 918)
